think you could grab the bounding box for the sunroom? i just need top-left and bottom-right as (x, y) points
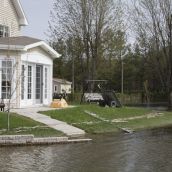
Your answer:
(0, 36), (60, 108)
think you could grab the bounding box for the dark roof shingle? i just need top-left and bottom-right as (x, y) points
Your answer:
(0, 36), (42, 46)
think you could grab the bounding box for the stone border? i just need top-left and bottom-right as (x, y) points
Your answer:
(0, 135), (92, 147)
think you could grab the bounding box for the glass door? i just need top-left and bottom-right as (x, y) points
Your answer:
(36, 65), (43, 104)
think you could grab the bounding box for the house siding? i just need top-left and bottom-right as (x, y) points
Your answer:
(21, 47), (53, 65)
(53, 81), (72, 94)
(0, 0), (21, 36)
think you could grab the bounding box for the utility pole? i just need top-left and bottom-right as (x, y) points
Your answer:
(121, 59), (124, 105)
(121, 60), (124, 94)
(120, 50), (124, 105)
(72, 55), (75, 94)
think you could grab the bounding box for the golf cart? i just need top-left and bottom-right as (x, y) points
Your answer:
(80, 80), (122, 108)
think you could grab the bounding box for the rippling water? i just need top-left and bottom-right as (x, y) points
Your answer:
(0, 128), (172, 172)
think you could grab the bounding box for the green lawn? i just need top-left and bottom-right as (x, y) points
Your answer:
(0, 112), (64, 137)
(40, 105), (172, 134)
(76, 105), (151, 119)
(40, 106), (100, 124)
(76, 122), (120, 134)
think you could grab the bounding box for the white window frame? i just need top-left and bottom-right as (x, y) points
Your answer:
(21, 65), (25, 100)
(1, 59), (13, 99)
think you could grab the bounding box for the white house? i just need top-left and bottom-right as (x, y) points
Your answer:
(53, 78), (72, 94)
(0, 0), (60, 108)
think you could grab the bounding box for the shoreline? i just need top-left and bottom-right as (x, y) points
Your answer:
(1, 124), (172, 147)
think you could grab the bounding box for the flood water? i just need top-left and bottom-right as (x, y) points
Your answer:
(0, 128), (172, 172)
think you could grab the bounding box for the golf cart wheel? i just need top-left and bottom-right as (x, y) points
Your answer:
(111, 101), (116, 107)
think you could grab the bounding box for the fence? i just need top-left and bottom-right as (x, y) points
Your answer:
(67, 91), (168, 106)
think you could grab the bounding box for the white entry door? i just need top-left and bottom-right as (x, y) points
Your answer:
(36, 65), (43, 104)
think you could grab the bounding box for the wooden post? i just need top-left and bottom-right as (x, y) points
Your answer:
(121, 60), (124, 105)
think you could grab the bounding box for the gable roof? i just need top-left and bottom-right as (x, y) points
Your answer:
(0, 36), (40, 46)
(53, 78), (72, 85)
(11, 0), (28, 26)
(0, 36), (61, 59)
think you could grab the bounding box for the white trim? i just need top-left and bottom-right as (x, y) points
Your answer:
(0, 41), (61, 59)
(0, 44), (25, 51)
(24, 41), (61, 59)
(11, 0), (28, 26)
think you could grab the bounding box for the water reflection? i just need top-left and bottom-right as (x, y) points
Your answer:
(0, 128), (172, 172)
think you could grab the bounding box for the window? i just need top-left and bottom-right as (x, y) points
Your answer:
(21, 65), (25, 100)
(54, 85), (57, 92)
(27, 66), (32, 99)
(1, 60), (12, 99)
(36, 66), (41, 99)
(45, 67), (48, 99)
(0, 25), (9, 37)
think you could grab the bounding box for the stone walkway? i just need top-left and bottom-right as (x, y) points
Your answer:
(11, 107), (85, 137)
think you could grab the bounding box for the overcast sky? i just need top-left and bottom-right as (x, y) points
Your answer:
(21, 0), (54, 41)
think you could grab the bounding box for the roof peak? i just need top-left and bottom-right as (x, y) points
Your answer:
(11, 0), (28, 26)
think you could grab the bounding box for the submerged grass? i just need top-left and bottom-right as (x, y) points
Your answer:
(41, 104), (172, 134)
(118, 112), (172, 131)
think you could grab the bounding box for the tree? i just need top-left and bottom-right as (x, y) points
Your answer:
(48, 0), (124, 91)
(131, 0), (172, 109)
(2, 36), (24, 131)
(0, 57), (22, 131)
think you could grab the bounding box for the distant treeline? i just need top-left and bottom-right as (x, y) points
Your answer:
(48, 0), (172, 109)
